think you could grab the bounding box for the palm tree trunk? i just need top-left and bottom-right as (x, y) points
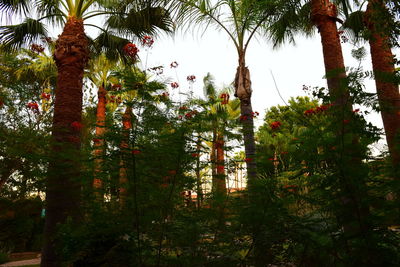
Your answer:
(234, 53), (257, 182)
(215, 131), (227, 195)
(311, 0), (351, 108)
(311, 0), (372, 244)
(195, 136), (203, 208)
(93, 86), (107, 200)
(42, 17), (89, 267)
(211, 128), (217, 191)
(119, 106), (133, 206)
(366, 0), (400, 169)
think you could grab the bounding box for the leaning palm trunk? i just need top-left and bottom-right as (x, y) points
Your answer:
(311, 0), (371, 239)
(42, 17), (89, 267)
(365, 0), (400, 169)
(234, 54), (257, 182)
(93, 86), (107, 200)
(119, 106), (133, 206)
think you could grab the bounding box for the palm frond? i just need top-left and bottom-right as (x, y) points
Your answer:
(268, 1), (313, 48)
(0, 0), (29, 16)
(35, 0), (66, 25)
(341, 10), (365, 42)
(106, 6), (174, 39)
(0, 18), (48, 51)
(92, 31), (130, 63)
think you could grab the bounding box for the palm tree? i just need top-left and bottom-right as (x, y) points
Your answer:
(175, 0), (281, 182)
(362, 0), (400, 169)
(0, 1), (172, 265)
(201, 73), (241, 195)
(86, 53), (121, 199)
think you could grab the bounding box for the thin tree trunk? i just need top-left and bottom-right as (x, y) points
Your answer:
(215, 131), (227, 195)
(211, 128), (217, 191)
(195, 135), (203, 208)
(93, 86), (107, 200)
(119, 106), (133, 206)
(42, 17), (89, 267)
(366, 0), (400, 169)
(234, 53), (257, 182)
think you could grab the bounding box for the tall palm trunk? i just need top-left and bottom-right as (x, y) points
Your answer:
(119, 106), (133, 206)
(365, 0), (400, 168)
(93, 86), (107, 200)
(42, 17), (89, 267)
(311, 0), (371, 241)
(311, 0), (351, 108)
(215, 131), (227, 195)
(234, 53), (257, 182)
(211, 128), (217, 190)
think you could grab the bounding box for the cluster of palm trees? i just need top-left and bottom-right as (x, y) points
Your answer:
(1, 0), (399, 265)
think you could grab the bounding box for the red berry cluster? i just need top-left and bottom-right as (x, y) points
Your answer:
(123, 43), (139, 60)
(141, 35), (154, 47)
(220, 93), (229, 104)
(27, 102), (39, 112)
(170, 82), (179, 89)
(270, 121), (281, 130)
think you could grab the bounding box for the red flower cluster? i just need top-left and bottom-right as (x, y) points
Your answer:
(123, 43), (139, 60)
(141, 35), (154, 47)
(280, 151), (289, 155)
(270, 121), (281, 130)
(353, 108), (360, 113)
(191, 153), (199, 157)
(27, 102), (39, 112)
(216, 165), (224, 171)
(187, 75), (196, 82)
(71, 121), (83, 131)
(220, 93), (229, 104)
(244, 158), (252, 162)
(30, 44), (44, 53)
(239, 115), (248, 121)
(41, 92), (51, 100)
(251, 111), (259, 118)
(93, 138), (101, 143)
(132, 149), (141, 155)
(184, 110), (198, 119)
(170, 82), (179, 89)
(179, 106), (188, 111)
(304, 104), (331, 116)
(170, 61), (178, 68)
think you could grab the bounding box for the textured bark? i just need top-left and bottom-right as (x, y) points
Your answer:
(215, 131), (227, 195)
(210, 128), (217, 190)
(311, 0), (372, 243)
(93, 86), (107, 199)
(119, 106), (133, 206)
(234, 53), (257, 182)
(41, 17), (89, 267)
(311, 0), (350, 109)
(366, 0), (400, 168)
